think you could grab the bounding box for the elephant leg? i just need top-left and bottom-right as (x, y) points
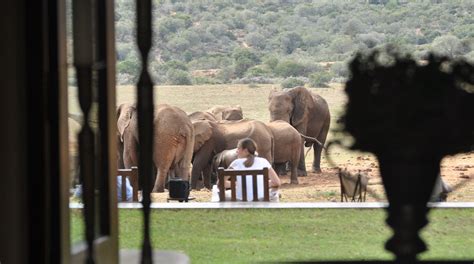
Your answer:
(298, 143), (307, 176)
(152, 167), (169, 193)
(290, 161), (299, 184)
(117, 140), (125, 169)
(191, 145), (214, 190)
(312, 144), (323, 174)
(123, 146), (138, 169)
(312, 118), (329, 173)
(152, 153), (174, 192)
(290, 144), (301, 183)
(202, 164), (212, 189)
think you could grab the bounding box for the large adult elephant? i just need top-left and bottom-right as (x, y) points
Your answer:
(268, 86), (330, 175)
(206, 105), (243, 121)
(266, 120), (302, 184)
(190, 119), (273, 189)
(117, 103), (194, 192)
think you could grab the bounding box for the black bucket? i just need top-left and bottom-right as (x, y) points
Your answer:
(168, 178), (190, 202)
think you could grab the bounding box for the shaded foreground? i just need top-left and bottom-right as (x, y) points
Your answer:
(71, 209), (474, 263)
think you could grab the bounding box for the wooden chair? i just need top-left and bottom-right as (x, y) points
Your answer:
(217, 167), (269, 202)
(117, 166), (139, 202)
(338, 168), (368, 202)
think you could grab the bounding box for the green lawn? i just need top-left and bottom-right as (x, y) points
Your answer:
(70, 208), (474, 263)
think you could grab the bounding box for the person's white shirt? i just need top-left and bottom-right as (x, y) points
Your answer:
(228, 157), (272, 201)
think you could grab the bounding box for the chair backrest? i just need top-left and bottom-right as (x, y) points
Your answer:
(217, 167), (270, 202)
(338, 168), (368, 202)
(117, 166), (139, 202)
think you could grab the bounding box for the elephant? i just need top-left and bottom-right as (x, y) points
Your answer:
(206, 105), (243, 121)
(188, 111), (217, 122)
(268, 86), (330, 175)
(117, 103), (194, 192)
(209, 148), (239, 185)
(190, 119), (273, 190)
(266, 120), (302, 184)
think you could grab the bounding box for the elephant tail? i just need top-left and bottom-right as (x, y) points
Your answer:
(270, 136), (275, 165)
(299, 133), (326, 149)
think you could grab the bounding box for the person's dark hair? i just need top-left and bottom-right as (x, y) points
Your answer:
(238, 138), (257, 167)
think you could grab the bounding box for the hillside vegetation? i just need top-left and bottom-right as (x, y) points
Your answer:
(114, 0), (474, 86)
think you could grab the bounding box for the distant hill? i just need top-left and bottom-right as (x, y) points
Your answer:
(114, 0), (474, 85)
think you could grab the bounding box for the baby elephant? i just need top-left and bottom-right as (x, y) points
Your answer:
(206, 105), (243, 121)
(210, 148), (239, 185)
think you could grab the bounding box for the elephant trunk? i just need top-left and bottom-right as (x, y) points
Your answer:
(299, 133), (325, 149)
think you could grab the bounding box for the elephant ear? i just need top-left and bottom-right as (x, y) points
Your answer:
(288, 86), (312, 127)
(192, 120), (213, 152)
(268, 88), (277, 101)
(117, 103), (135, 142)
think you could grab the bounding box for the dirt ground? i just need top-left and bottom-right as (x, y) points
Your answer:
(67, 84), (473, 203)
(150, 150), (473, 203)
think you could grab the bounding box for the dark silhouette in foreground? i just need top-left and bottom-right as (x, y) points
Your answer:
(327, 50), (473, 263)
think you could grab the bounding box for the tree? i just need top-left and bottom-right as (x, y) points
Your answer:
(330, 36), (357, 54)
(232, 48), (260, 77)
(244, 32), (266, 50)
(357, 32), (386, 49)
(281, 32), (303, 54)
(342, 18), (366, 37)
(263, 56), (279, 71)
(274, 60), (309, 77)
(309, 72), (333, 88)
(166, 69), (192, 85)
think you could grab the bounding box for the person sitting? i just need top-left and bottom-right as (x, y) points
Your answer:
(74, 175), (133, 202)
(212, 138), (281, 202)
(116, 175), (133, 202)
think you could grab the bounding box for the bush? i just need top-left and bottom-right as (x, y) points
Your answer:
(309, 72), (333, 88)
(274, 60), (309, 77)
(233, 76), (275, 84)
(331, 62), (349, 78)
(216, 66), (236, 83)
(245, 66), (269, 77)
(164, 60), (188, 71)
(192, 76), (221, 85)
(281, 77), (306, 89)
(166, 69), (192, 85)
(263, 56), (279, 71)
(233, 48), (261, 77)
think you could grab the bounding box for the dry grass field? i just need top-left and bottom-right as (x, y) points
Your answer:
(68, 84), (473, 202)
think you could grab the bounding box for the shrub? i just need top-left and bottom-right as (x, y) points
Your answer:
(216, 66), (236, 83)
(263, 56), (279, 71)
(274, 60), (308, 77)
(166, 69), (192, 85)
(281, 77), (305, 89)
(233, 76), (274, 84)
(331, 62), (349, 78)
(309, 72), (333, 88)
(192, 76), (221, 85)
(164, 60), (188, 71)
(281, 32), (303, 54)
(233, 48), (260, 77)
(245, 66), (269, 77)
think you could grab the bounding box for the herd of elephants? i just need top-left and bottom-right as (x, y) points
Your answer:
(116, 86), (331, 193)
